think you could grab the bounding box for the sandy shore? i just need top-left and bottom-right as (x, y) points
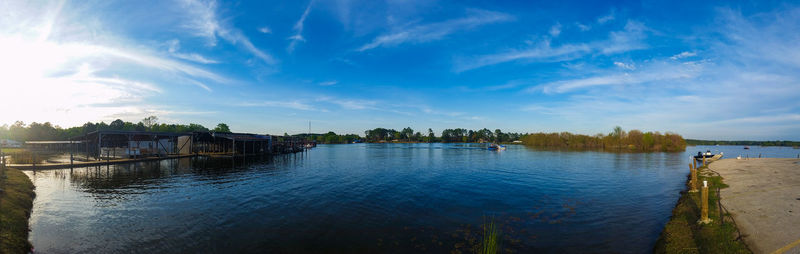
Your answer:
(709, 158), (800, 254)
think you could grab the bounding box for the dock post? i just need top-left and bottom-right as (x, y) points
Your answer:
(1, 146), (5, 177)
(698, 180), (712, 224)
(98, 133), (102, 161)
(702, 156), (706, 167)
(689, 163), (698, 193)
(692, 157), (696, 170)
(70, 141), (74, 167)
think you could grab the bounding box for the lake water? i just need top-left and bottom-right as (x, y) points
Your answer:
(24, 144), (800, 253)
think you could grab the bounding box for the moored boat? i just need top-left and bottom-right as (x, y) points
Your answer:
(488, 143), (506, 150)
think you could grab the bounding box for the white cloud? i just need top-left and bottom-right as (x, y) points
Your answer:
(319, 80), (338, 86)
(358, 9), (513, 51)
(670, 51), (696, 60)
(549, 23), (562, 37)
(531, 60), (702, 94)
(575, 22), (591, 31)
(597, 10), (615, 24)
(613, 61), (635, 70)
(317, 96), (377, 110)
(180, 0), (276, 64)
(456, 20), (648, 71)
(238, 101), (318, 111)
(0, 1), (231, 127)
(512, 7), (800, 139)
(167, 39), (219, 64)
(258, 26), (272, 34)
(288, 1), (314, 53)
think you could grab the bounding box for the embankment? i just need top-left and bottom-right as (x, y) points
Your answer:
(0, 167), (35, 254)
(654, 160), (751, 253)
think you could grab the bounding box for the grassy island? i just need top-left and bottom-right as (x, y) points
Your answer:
(520, 127), (686, 152)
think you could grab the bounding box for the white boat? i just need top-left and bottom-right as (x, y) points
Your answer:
(488, 143), (506, 150)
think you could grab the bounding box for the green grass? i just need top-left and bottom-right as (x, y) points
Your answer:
(481, 218), (501, 254)
(0, 167), (35, 254)
(654, 164), (750, 254)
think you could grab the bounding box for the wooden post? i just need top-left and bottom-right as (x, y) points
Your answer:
(70, 141), (74, 167)
(702, 155), (706, 167)
(698, 180), (712, 224)
(692, 157), (697, 169)
(1, 145), (5, 175)
(98, 133), (102, 161)
(689, 163), (698, 193)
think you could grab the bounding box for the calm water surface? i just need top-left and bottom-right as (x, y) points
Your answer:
(25, 144), (800, 253)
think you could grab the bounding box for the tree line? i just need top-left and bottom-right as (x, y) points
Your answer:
(361, 127), (523, 143)
(1, 119), (690, 152)
(685, 139), (800, 147)
(0, 116), (231, 141)
(519, 126), (686, 152)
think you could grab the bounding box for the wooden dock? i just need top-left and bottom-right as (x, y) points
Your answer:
(1, 130), (317, 170)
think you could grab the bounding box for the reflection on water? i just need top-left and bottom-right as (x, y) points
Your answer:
(25, 144), (798, 253)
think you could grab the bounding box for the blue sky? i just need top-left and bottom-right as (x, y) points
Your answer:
(1, 0), (799, 140)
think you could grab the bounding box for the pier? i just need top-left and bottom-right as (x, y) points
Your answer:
(0, 130), (316, 170)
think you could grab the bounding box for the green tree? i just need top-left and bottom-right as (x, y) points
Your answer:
(142, 116), (158, 130)
(213, 123), (231, 133)
(110, 119), (125, 130)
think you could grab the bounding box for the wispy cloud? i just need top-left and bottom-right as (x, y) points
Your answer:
(318, 80), (338, 86)
(317, 96), (377, 110)
(575, 22), (591, 31)
(180, 0), (276, 64)
(357, 9), (514, 51)
(167, 39), (219, 64)
(456, 20), (648, 71)
(258, 26), (271, 34)
(530, 60), (703, 94)
(549, 23), (562, 37)
(288, 1), (313, 53)
(670, 51), (696, 60)
(613, 61), (635, 70)
(238, 100), (318, 111)
(597, 10), (615, 24)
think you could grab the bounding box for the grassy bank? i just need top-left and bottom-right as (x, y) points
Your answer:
(654, 163), (750, 254)
(0, 167), (35, 254)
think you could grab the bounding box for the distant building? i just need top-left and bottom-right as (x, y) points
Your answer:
(512, 140), (523, 143)
(1, 139), (23, 148)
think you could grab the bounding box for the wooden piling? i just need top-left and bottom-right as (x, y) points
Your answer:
(689, 163), (698, 193)
(698, 180), (712, 224)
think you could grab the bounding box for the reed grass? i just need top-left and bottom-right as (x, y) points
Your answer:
(482, 217), (501, 254)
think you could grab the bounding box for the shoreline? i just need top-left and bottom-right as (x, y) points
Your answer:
(654, 158), (751, 253)
(0, 167), (35, 254)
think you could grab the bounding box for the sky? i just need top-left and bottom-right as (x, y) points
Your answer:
(1, 0), (799, 140)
